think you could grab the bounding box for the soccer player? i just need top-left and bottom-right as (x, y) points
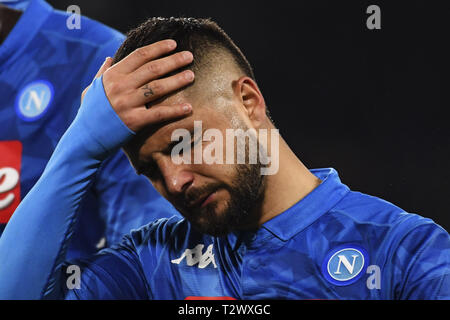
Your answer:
(0, 0), (179, 259)
(0, 17), (449, 299)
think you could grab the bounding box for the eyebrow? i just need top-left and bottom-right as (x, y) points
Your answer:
(135, 125), (200, 175)
(137, 157), (163, 178)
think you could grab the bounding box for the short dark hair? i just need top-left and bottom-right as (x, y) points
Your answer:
(114, 17), (275, 122)
(113, 17), (255, 81)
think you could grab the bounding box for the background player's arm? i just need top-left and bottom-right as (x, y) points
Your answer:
(0, 40), (194, 299)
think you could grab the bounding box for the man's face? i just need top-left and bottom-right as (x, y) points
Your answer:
(126, 92), (266, 236)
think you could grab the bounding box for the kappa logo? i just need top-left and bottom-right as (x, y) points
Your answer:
(321, 244), (369, 286)
(15, 80), (54, 121)
(171, 243), (217, 269)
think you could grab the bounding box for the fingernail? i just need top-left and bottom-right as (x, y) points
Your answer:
(183, 51), (193, 61)
(168, 40), (177, 49)
(185, 71), (194, 81)
(183, 104), (192, 112)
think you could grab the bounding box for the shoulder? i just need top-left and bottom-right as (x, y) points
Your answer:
(314, 190), (450, 260)
(324, 190), (450, 264)
(37, 4), (124, 83)
(321, 190), (445, 239)
(311, 190), (450, 298)
(41, 5), (124, 48)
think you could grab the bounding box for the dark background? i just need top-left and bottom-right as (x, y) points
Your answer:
(48, 0), (450, 231)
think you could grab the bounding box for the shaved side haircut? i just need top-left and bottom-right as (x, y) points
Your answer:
(114, 17), (255, 80)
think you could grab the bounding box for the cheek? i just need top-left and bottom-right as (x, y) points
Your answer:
(194, 162), (237, 186)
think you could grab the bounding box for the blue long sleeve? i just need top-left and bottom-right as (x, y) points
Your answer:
(0, 77), (134, 299)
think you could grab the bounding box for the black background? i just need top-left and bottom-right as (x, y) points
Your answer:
(48, 0), (450, 231)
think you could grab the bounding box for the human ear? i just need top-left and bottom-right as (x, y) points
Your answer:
(234, 76), (267, 127)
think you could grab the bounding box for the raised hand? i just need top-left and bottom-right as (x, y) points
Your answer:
(83, 39), (195, 132)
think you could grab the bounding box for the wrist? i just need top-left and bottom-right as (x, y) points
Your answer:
(75, 76), (135, 157)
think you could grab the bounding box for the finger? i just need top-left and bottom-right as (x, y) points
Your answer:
(142, 70), (195, 103)
(126, 70), (195, 107)
(94, 57), (113, 79)
(132, 104), (192, 131)
(114, 39), (177, 73)
(130, 51), (193, 87)
(81, 87), (88, 103)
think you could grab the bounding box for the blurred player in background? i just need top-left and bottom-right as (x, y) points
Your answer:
(0, 0), (179, 259)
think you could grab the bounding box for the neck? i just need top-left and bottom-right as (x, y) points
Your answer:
(258, 125), (322, 225)
(0, 4), (22, 46)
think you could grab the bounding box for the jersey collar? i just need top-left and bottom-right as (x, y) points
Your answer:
(225, 168), (350, 250)
(0, 0), (52, 67)
(261, 167), (350, 242)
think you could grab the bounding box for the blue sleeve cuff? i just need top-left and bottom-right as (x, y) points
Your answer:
(76, 76), (135, 156)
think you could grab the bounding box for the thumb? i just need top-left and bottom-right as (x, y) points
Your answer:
(94, 57), (113, 79)
(81, 57), (113, 102)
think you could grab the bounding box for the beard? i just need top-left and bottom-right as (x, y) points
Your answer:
(178, 161), (266, 237)
(174, 116), (269, 237)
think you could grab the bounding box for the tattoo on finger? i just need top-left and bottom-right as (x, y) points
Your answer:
(142, 84), (154, 97)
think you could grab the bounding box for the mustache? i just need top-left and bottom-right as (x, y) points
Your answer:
(177, 182), (227, 209)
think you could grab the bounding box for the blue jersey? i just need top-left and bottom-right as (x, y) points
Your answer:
(0, 70), (448, 300)
(0, 0), (29, 10)
(64, 168), (450, 300)
(0, 0), (180, 259)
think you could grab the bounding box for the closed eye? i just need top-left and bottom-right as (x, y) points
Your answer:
(137, 160), (160, 180)
(163, 132), (200, 156)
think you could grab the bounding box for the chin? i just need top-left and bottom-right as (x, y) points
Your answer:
(187, 202), (233, 237)
(191, 222), (232, 237)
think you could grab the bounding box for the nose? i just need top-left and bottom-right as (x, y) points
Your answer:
(158, 157), (194, 196)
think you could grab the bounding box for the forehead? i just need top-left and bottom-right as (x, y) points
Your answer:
(131, 93), (234, 159)
(155, 106), (228, 145)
